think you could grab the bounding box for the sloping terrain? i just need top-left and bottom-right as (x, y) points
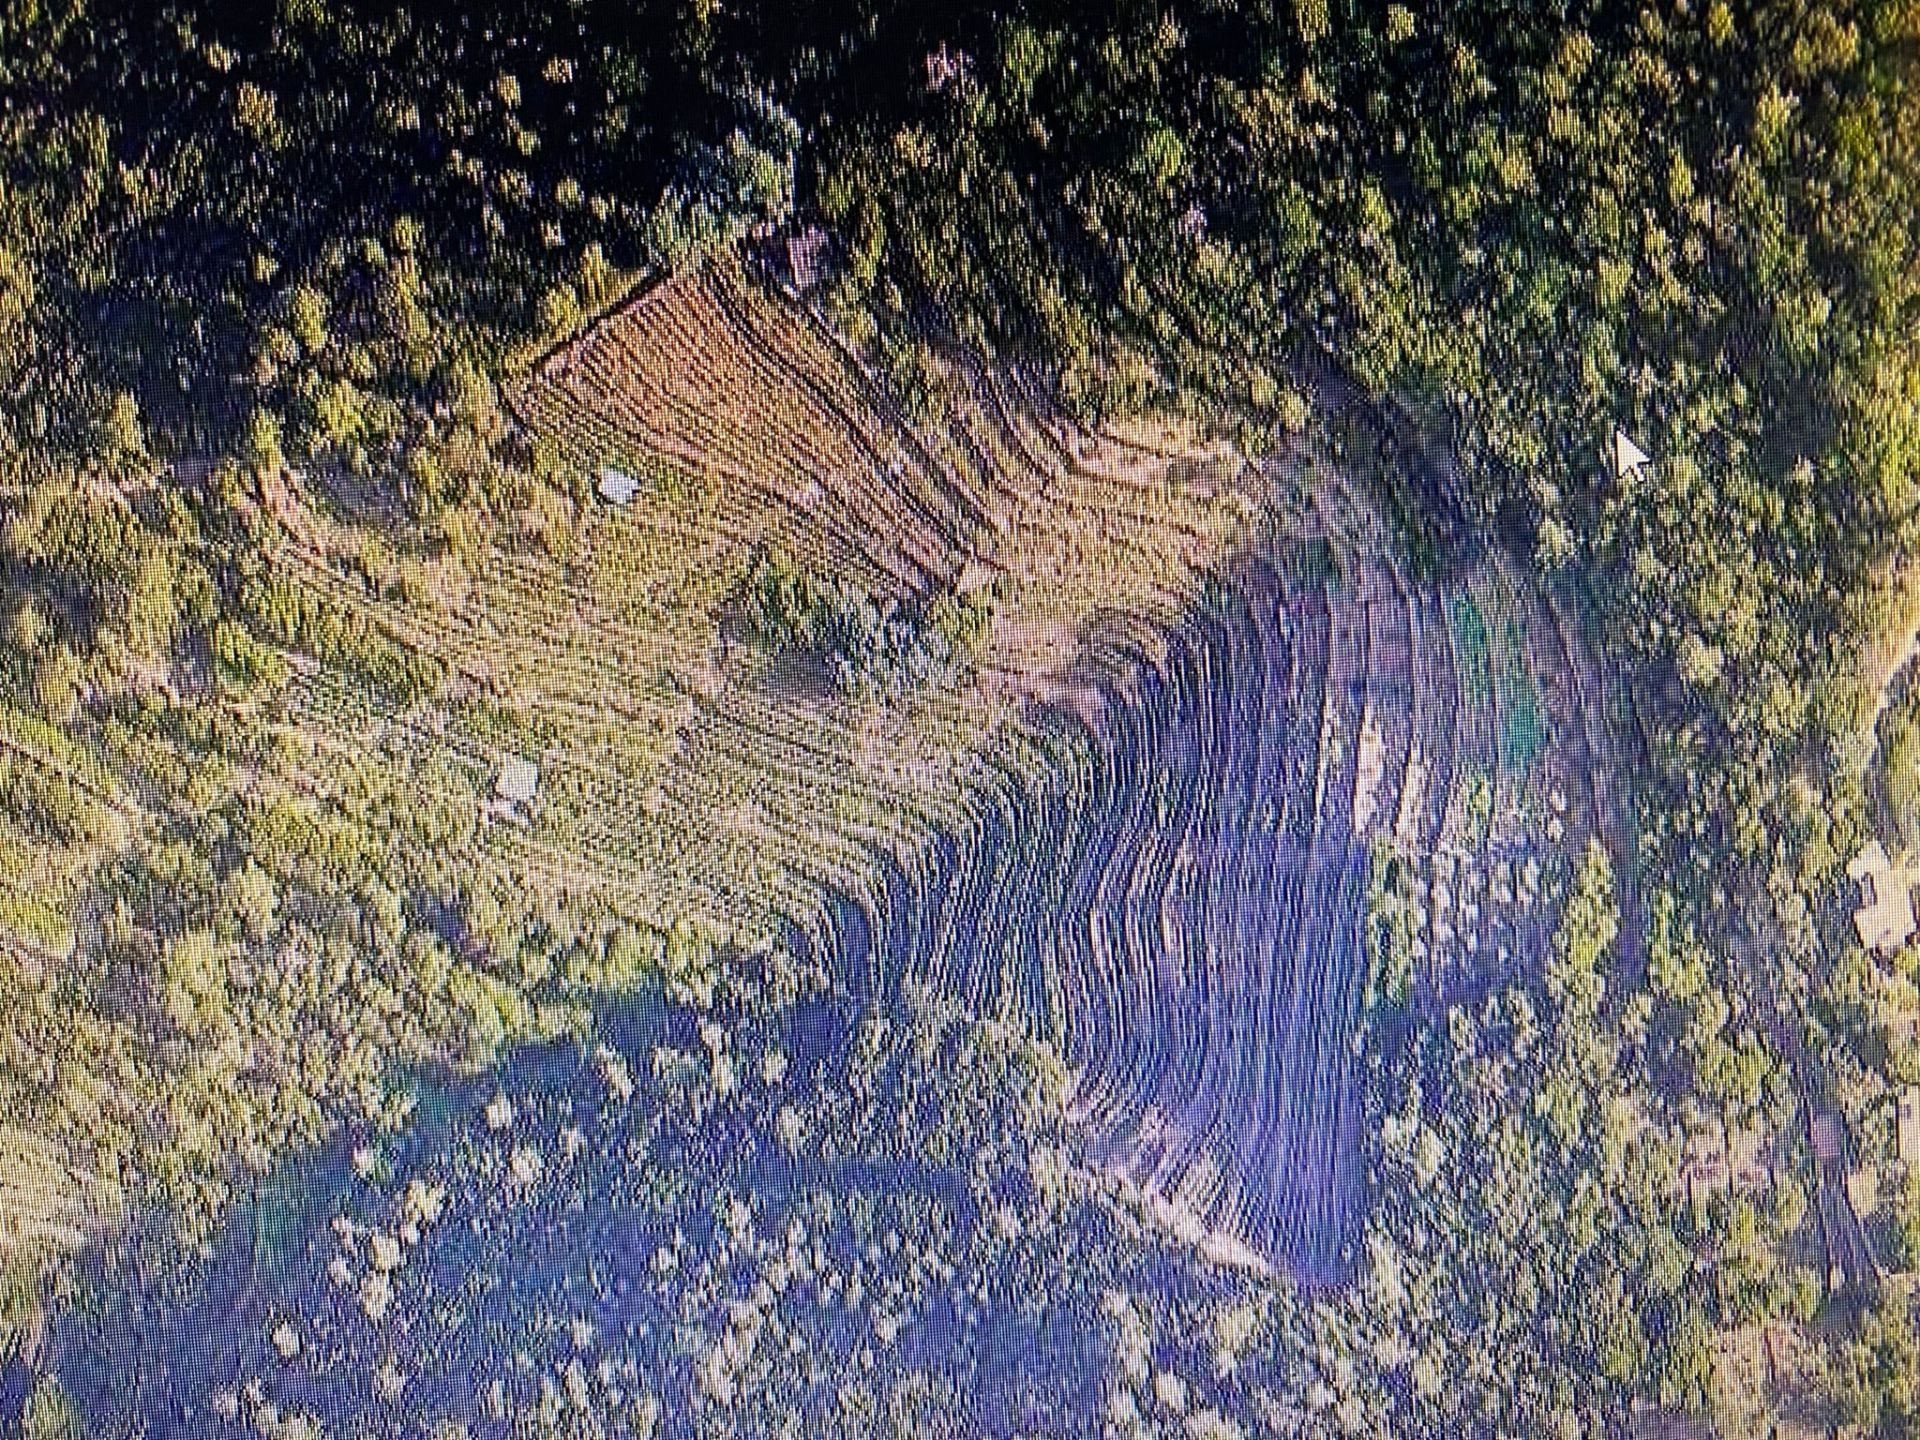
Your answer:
(496, 261), (1257, 938)
(2, 263), (1619, 1291)
(803, 467), (1612, 1278)
(0, 261), (1261, 1254)
(11, 261), (1680, 1440)
(516, 267), (1626, 1281)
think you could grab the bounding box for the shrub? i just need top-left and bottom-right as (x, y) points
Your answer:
(738, 551), (975, 697)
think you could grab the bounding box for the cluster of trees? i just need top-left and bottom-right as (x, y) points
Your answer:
(805, 0), (1920, 844)
(0, 0), (799, 474)
(738, 549), (992, 697)
(26, 758), (725, 1239)
(54, 957), (1342, 1439)
(1365, 828), (1815, 1436)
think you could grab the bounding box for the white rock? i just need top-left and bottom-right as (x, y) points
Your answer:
(597, 1045), (635, 1103)
(1154, 1370), (1189, 1414)
(775, 1105), (804, 1152)
(564, 1356), (593, 1410)
(372, 1355), (406, 1401)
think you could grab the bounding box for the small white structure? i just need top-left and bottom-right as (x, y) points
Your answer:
(495, 756), (540, 811)
(1848, 839), (1918, 956)
(785, 227), (829, 293)
(925, 42), (973, 92)
(596, 466), (640, 506)
(1612, 427), (1653, 482)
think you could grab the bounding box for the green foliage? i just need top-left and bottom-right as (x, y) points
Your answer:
(1446, 594), (1492, 707)
(0, 750), (118, 850)
(1882, 682), (1920, 844)
(160, 928), (227, 1037)
(1498, 619), (1544, 772)
(210, 617), (288, 695)
(737, 550), (975, 697)
(1655, 1301), (1715, 1414)
(1834, 1293), (1920, 1436)
(1549, 840), (1617, 1017)
(1646, 889), (1707, 1006)
(1368, 871), (1746, 1436)
(237, 573), (443, 704)
(1892, 1172), (1920, 1273)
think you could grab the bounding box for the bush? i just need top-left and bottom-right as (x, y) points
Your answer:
(738, 551), (977, 698)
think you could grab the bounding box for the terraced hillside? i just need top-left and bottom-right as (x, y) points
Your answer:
(29, 261), (1256, 970)
(493, 261), (1259, 940)
(323, 267), (1621, 1281)
(0, 260), (1617, 1305)
(0, 259), (1263, 1247)
(509, 268), (1628, 1282)
(792, 450), (1614, 1279)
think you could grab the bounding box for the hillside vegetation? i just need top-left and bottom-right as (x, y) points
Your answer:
(814, 0), (1920, 854)
(3, 1), (1920, 1437)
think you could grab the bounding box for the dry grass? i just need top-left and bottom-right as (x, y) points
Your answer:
(0, 1126), (114, 1258)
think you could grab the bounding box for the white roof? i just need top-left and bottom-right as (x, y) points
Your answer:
(496, 757), (540, 804)
(597, 467), (640, 505)
(1850, 839), (1917, 955)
